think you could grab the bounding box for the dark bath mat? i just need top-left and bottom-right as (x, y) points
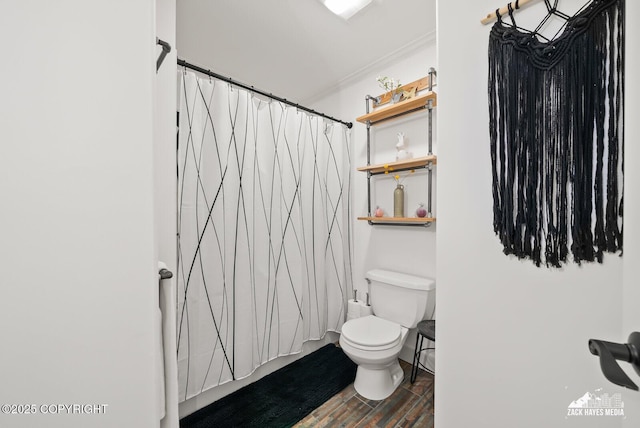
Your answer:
(180, 343), (356, 428)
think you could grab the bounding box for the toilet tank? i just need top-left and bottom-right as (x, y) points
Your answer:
(366, 269), (435, 328)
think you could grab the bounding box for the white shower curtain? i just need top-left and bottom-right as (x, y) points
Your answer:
(176, 70), (352, 401)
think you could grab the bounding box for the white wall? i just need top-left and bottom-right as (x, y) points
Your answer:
(0, 2), (158, 427)
(436, 1), (638, 427)
(155, 1), (178, 426)
(311, 36), (438, 364)
(621, 1), (640, 426)
(155, 0), (177, 267)
(622, 1), (640, 342)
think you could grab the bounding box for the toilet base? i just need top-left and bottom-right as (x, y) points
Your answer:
(353, 359), (404, 401)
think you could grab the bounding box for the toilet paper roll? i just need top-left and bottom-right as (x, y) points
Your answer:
(359, 302), (373, 317)
(347, 299), (360, 317)
(346, 313), (359, 322)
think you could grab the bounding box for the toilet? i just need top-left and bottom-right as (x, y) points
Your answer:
(339, 269), (435, 400)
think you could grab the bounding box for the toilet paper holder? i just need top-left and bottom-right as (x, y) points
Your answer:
(588, 332), (640, 391)
(351, 290), (371, 306)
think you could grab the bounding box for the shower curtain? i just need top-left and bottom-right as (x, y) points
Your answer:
(177, 70), (352, 401)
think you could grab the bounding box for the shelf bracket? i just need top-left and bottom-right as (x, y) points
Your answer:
(427, 167), (433, 218)
(366, 94), (381, 109)
(428, 67), (437, 91)
(368, 220), (433, 228)
(427, 99), (434, 156)
(367, 170), (373, 217)
(365, 95), (376, 114)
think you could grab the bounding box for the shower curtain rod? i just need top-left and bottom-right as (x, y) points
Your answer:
(177, 58), (353, 129)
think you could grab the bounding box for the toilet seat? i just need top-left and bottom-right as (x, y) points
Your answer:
(341, 315), (402, 351)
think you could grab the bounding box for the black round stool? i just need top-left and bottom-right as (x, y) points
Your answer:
(411, 319), (435, 383)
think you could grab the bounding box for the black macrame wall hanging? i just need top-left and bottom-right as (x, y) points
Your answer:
(488, 0), (625, 267)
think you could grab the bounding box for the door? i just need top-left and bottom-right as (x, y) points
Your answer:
(621, 2), (640, 425)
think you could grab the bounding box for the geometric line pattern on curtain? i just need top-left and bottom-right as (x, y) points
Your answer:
(177, 71), (353, 401)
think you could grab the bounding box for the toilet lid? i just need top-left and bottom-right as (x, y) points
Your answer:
(342, 315), (401, 348)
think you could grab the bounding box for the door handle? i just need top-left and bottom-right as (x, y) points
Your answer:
(588, 332), (640, 391)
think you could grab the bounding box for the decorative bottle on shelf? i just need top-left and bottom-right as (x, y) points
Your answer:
(393, 184), (404, 217)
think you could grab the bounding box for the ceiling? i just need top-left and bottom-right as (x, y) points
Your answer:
(176, 0), (436, 103)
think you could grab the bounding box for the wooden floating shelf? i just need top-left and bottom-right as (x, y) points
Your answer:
(358, 216), (436, 224)
(357, 155), (437, 174)
(368, 74), (437, 109)
(356, 92), (437, 125)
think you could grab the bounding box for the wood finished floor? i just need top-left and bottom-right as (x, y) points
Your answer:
(294, 360), (434, 428)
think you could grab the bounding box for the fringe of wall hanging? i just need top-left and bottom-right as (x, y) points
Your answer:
(488, 0), (625, 267)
